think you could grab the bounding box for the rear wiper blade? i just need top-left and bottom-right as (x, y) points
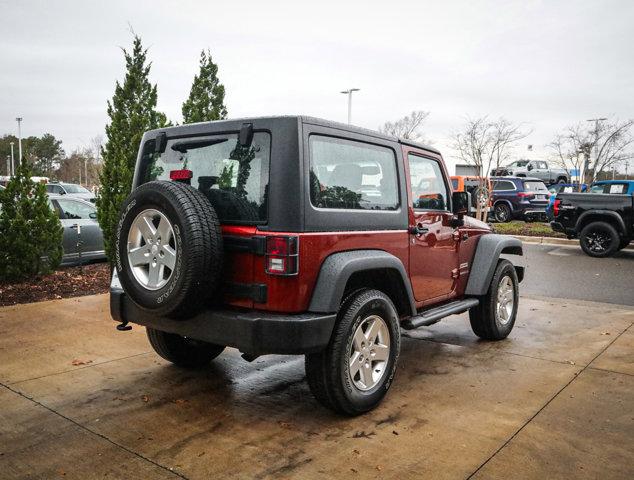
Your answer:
(171, 138), (228, 153)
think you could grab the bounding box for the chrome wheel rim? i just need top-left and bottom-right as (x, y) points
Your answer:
(349, 315), (390, 391)
(127, 209), (177, 290)
(496, 275), (515, 325)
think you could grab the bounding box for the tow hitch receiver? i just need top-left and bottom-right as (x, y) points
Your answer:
(116, 321), (132, 331)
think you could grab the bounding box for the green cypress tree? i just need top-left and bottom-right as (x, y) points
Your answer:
(96, 34), (168, 262)
(182, 49), (227, 123)
(0, 161), (63, 281)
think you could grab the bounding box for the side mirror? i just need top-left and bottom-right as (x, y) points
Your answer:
(452, 191), (469, 216)
(527, 164), (533, 171)
(59, 190), (66, 195)
(89, 212), (97, 220)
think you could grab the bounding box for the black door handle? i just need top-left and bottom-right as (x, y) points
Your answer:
(409, 224), (429, 236)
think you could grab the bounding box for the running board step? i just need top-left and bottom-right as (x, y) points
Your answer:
(402, 298), (480, 330)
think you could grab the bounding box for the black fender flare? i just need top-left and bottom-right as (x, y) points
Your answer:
(465, 234), (524, 296)
(576, 210), (626, 235)
(308, 250), (416, 315)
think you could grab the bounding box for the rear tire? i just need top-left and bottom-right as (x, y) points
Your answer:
(305, 289), (401, 416)
(579, 221), (620, 258)
(469, 259), (519, 340)
(146, 328), (224, 368)
(494, 203), (512, 223)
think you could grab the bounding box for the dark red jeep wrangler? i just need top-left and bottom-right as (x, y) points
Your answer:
(110, 116), (524, 415)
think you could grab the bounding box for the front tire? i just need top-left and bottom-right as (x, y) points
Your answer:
(305, 289), (401, 415)
(146, 328), (224, 368)
(579, 221), (620, 258)
(469, 259), (519, 340)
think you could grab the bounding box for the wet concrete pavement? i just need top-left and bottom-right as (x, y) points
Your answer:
(1, 294), (633, 479)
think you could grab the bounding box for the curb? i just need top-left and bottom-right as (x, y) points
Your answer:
(508, 234), (634, 251)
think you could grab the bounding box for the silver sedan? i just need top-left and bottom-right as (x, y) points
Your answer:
(48, 195), (106, 266)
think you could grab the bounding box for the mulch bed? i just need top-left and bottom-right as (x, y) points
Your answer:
(0, 263), (111, 307)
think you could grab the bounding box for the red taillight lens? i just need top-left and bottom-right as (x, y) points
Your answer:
(265, 236), (298, 275)
(169, 169), (193, 181)
(517, 192), (535, 199)
(553, 199), (561, 217)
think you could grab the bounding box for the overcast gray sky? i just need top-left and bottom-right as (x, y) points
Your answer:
(1, 0), (633, 171)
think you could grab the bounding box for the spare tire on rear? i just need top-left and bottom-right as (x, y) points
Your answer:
(115, 180), (223, 318)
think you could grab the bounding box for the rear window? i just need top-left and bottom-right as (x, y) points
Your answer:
(591, 182), (628, 194)
(451, 179), (459, 190)
(523, 181), (548, 192)
(140, 132), (271, 224)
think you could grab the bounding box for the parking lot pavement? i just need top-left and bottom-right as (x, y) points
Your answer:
(1, 295), (632, 479)
(514, 243), (634, 306)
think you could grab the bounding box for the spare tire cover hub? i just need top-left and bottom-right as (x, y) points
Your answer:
(127, 208), (176, 291)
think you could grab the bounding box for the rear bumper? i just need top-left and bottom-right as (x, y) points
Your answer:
(550, 221), (575, 237)
(110, 288), (336, 356)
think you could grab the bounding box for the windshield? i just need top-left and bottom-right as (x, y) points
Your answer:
(523, 181), (548, 192)
(140, 132), (271, 224)
(63, 184), (90, 194)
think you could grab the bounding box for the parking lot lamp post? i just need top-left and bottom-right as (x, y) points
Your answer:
(340, 88), (360, 124)
(15, 117), (23, 165)
(6, 155), (9, 176)
(10, 142), (14, 176)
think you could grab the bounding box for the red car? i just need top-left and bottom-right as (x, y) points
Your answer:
(111, 116), (524, 415)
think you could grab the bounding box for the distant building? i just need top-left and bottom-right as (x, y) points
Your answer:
(455, 164), (481, 176)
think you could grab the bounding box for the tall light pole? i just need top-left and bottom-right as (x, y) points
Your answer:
(586, 117), (607, 182)
(9, 142), (15, 176)
(340, 88), (360, 124)
(15, 117), (23, 166)
(6, 156), (9, 176)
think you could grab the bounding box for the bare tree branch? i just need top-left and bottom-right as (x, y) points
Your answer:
(379, 111), (430, 142)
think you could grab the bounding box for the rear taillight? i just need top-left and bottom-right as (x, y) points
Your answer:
(517, 192), (535, 199)
(169, 169), (193, 181)
(265, 236), (298, 275)
(553, 199), (561, 217)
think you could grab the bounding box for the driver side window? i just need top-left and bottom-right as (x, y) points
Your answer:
(408, 154), (448, 211)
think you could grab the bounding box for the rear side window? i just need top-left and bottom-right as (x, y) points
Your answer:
(141, 132), (271, 224)
(524, 181), (548, 192)
(309, 135), (399, 210)
(493, 180), (515, 191)
(57, 199), (95, 219)
(451, 178), (459, 190)
(408, 154), (449, 211)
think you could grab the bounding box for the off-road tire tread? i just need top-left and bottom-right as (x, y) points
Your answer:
(116, 181), (222, 318)
(469, 259), (518, 340)
(306, 289), (400, 416)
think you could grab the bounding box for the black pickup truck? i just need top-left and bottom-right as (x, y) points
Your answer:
(551, 193), (633, 257)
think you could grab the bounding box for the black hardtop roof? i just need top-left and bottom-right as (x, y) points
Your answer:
(146, 115), (440, 155)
